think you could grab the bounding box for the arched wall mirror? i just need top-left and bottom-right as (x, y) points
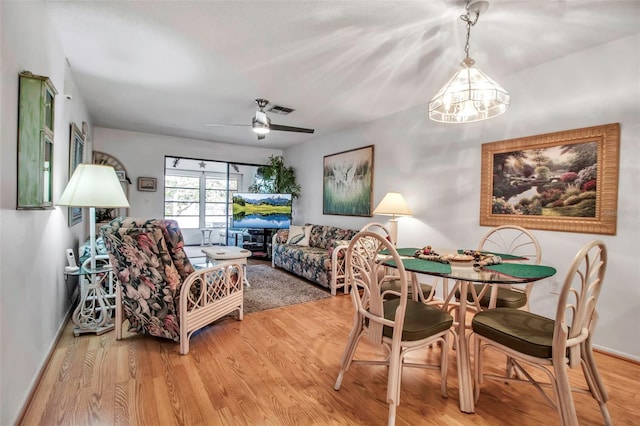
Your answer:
(92, 151), (130, 224)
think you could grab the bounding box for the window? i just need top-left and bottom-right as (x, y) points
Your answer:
(164, 157), (257, 230)
(205, 175), (238, 227)
(165, 174), (201, 229)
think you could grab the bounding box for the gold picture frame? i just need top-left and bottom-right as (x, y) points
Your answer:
(480, 123), (620, 235)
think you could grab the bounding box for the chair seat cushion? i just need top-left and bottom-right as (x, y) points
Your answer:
(455, 284), (527, 309)
(471, 308), (555, 358)
(382, 299), (453, 341)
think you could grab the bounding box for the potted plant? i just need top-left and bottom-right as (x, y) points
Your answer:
(249, 155), (301, 199)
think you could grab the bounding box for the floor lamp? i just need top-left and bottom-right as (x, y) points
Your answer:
(372, 192), (413, 245)
(58, 164), (130, 335)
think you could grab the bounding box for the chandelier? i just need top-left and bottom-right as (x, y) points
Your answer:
(428, 0), (509, 123)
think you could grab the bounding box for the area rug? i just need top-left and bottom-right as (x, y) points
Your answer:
(243, 264), (331, 314)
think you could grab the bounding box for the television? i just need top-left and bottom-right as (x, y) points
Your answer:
(232, 193), (292, 229)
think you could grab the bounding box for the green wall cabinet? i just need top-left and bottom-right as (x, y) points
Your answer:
(17, 71), (57, 209)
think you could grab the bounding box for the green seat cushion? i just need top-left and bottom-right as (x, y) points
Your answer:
(455, 284), (527, 309)
(380, 279), (433, 300)
(471, 308), (555, 358)
(381, 299), (453, 341)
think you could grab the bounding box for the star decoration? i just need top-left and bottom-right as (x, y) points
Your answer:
(199, 161), (206, 169)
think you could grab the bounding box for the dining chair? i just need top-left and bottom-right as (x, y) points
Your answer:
(472, 225), (542, 310)
(453, 225), (541, 315)
(334, 231), (453, 426)
(359, 222), (436, 303)
(472, 240), (610, 425)
(359, 221), (392, 237)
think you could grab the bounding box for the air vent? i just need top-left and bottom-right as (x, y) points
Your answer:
(268, 104), (295, 115)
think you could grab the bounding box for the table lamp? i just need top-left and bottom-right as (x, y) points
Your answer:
(58, 164), (129, 334)
(372, 192), (412, 245)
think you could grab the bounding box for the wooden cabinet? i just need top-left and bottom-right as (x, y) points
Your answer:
(243, 229), (273, 259)
(17, 71), (57, 209)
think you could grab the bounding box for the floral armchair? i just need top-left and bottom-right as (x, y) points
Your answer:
(101, 217), (244, 354)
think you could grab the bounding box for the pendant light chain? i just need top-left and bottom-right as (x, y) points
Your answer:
(461, 8), (479, 60)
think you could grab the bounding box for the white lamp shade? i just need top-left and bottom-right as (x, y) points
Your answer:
(58, 164), (130, 208)
(373, 192), (412, 217)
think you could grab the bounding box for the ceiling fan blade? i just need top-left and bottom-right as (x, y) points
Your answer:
(206, 99), (313, 138)
(204, 123), (250, 127)
(269, 124), (315, 134)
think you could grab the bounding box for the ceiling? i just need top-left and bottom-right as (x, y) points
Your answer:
(45, 1), (639, 150)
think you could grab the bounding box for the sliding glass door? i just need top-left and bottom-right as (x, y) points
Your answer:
(164, 156), (261, 245)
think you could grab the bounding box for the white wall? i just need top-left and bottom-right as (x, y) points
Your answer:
(93, 127), (282, 244)
(286, 34), (640, 360)
(1, 2), (94, 424)
(1, 2), (637, 423)
(0, 3), (280, 422)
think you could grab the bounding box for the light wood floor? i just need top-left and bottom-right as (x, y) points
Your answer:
(21, 293), (640, 425)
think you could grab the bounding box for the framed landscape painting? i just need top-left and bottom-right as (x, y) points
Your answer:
(323, 145), (374, 216)
(479, 123), (620, 235)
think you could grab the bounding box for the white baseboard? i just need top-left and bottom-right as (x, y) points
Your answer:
(593, 344), (640, 363)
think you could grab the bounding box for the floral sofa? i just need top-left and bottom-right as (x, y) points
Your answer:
(272, 224), (359, 295)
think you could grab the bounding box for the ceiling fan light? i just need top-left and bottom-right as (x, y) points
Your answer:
(252, 117), (270, 134)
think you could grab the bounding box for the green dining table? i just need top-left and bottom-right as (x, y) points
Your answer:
(383, 247), (557, 414)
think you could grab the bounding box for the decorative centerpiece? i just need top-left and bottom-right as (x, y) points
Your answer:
(414, 246), (448, 263)
(459, 249), (503, 267)
(413, 246), (503, 267)
(447, 253), (475, 263)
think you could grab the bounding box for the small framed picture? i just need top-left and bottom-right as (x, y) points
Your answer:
(115, 170), (126, 181)
(137, 177), (157, 192)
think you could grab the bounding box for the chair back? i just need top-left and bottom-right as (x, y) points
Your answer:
(479, 225), (541, 264)
(346, 231), (408, 346)
(556, 240), (607, 367)
(360, 222), (391, 239)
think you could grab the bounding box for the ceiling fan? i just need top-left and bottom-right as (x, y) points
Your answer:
(205, 99), (315, 140)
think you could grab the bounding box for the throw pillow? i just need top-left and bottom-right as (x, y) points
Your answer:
(299, 226), (312, 246)
(286, 225), (310, 246)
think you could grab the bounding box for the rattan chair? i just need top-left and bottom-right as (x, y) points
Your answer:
(359, 222), (438, 304)
(470, 225), (542, 310)
(101, 217), (244, 354)
(472, 240), (610, 425)
(447, 225), (542, 344)
(334, 231), (453, 426)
